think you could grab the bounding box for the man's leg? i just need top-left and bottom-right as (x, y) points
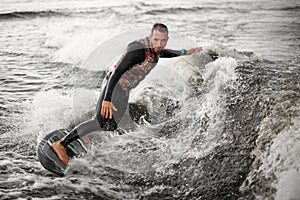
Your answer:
(51, 118), (103, 164)
(51, 78), (109, 165)
(51, 83), (128, 164)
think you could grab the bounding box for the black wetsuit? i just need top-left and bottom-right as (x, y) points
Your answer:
(60, 40), (185, 147)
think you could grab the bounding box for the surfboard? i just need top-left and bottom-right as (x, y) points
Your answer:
(37, 129), (90, 176)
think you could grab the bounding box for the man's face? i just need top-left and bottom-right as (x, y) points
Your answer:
(149, 30), (169, 53)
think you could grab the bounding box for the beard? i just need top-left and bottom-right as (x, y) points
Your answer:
(153, 47), (163, 53)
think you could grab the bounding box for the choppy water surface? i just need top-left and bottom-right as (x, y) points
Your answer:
(0, 0), (299, 199)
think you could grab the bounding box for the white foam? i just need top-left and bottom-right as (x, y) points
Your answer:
(271, 117), (300, 199)
(46, 22), (200, 70)
(246, 115), (300, 199)
(203, 57), (238, 84)
(28, 90), (75, 141)
(275, 169), (300, 200)
(44, 18), (122, 65)
(72, 88), (98, 115)
(183, 56), (238, 158)
(117, 55), (239, 168)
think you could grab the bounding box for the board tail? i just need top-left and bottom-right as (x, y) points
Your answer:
(37, 129), (91, 176)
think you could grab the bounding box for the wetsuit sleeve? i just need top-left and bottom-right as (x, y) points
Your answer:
(104, 42), (146, 101)
(160, 49), (186, 58)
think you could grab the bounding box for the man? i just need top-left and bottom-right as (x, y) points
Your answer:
(52, 23), (202, 164)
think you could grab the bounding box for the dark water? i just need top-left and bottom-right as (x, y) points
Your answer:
(0, 0), (299, 199)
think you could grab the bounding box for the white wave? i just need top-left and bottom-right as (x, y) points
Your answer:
(85, 53), (240, 174)
(45, 19), (200, 70)
(242, 108), (300, 199)
(265, 116), (300, 199)
(28, 90), (75, 142)
(20, 88), (97, 143)
(184, 56), (238, 158)
(44, 18), (119, 65)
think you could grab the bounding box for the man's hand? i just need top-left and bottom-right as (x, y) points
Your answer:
(101, 100), (118, 119)
(187, 47), (203, 55)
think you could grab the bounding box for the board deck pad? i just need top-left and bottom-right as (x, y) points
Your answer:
(37, 129), (90, 176)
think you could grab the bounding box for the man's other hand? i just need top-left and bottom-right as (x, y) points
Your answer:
(101, 100), (118, 119)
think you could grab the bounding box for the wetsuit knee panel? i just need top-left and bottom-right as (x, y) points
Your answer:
(96, 115), (118, 131)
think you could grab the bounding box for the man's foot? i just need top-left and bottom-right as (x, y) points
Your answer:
(51, 141), (69, 165)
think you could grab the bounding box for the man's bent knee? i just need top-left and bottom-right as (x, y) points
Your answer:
(96, 115), (118, 131)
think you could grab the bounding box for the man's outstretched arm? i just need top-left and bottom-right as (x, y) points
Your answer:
(161, 47), (203, 58)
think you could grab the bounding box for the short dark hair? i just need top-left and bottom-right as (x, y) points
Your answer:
(151, 23), (168, 34)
